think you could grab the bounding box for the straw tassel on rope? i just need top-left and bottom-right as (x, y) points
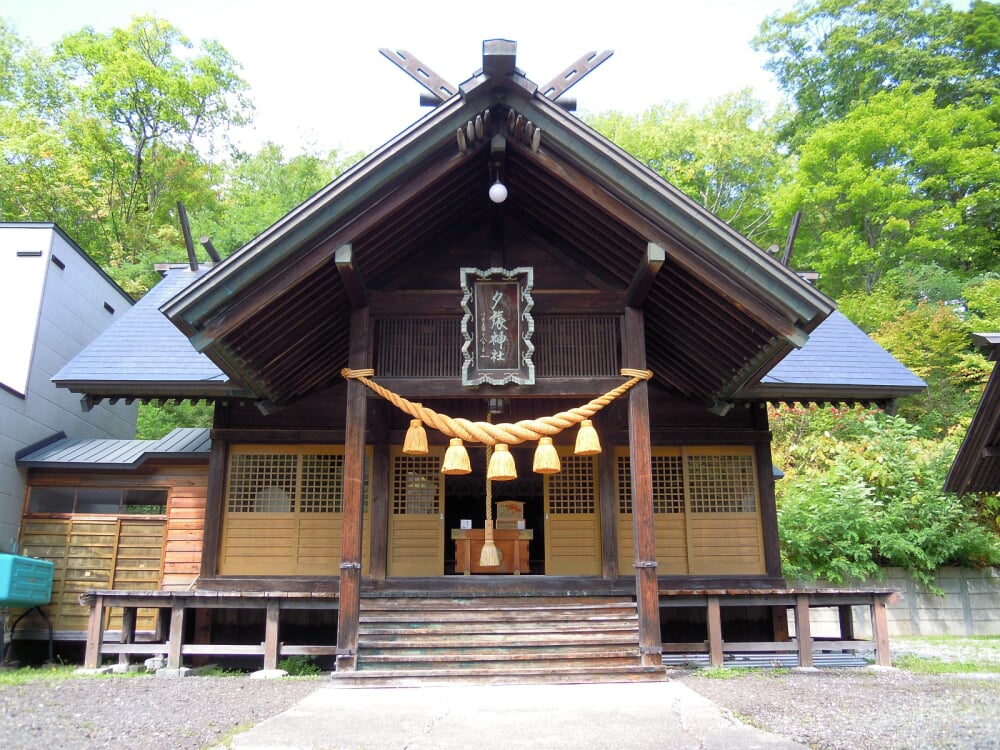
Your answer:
(480, 426), (500, 567)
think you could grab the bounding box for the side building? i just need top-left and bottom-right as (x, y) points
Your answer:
(0, 224), (137, 552)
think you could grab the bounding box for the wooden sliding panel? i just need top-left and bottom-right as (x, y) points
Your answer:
(545, 450), (601, 575)
(616, 446), (764, 576)
(615, 448), (688, 576)
(219, 445), (371, 576)
(386, 449), (444, 577)
(684, 446), (765, 575)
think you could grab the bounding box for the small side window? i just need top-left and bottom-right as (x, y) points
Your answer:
(28, 487), (76, 514)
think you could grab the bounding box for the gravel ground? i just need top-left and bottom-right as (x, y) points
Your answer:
(0, 647), (997, 750)
(679, 668), (1000, 750)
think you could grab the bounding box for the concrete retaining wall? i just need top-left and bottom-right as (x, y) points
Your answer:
(793, 567), (1000, 638)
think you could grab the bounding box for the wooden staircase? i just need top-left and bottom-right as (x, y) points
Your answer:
(332, 595), (665, 685)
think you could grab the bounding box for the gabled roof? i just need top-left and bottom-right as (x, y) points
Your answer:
(16, 427), (210, 469)
(159, 40), (834, 410)
(53, 266), (239, 401)
(945, 333), (1000, 495)
(740, 311), (926, 403)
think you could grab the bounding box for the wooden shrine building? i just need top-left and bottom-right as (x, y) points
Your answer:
(14, 41), (926, 678)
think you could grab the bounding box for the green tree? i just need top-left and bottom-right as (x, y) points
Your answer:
(49, 16), (252, 292)
(772, 86), (1000, 297)
(587, 91), (788, 244)
(753, 0), (1000, 141)
(194, 142), (362, 256)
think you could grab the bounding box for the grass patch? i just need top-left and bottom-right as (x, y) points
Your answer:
(894, 635), (1000, 653)
(893, 653), (1000, 674)
(0, 664), (77, 686)
(698, 667), (743, 679)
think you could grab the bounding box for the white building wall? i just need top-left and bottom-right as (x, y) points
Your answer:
(0, 225), (137, 551)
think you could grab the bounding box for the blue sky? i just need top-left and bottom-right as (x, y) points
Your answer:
(4, 1), (796, 155)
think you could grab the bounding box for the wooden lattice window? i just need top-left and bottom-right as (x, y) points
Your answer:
(226, 446), (368, 513)
(686, 453), (757, 513)
(616, 451), (684, 514)
(392, 454), (441, 515)
(547, 454), (596, 514)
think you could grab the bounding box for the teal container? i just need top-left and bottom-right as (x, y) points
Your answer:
(0, 553), (54, 607)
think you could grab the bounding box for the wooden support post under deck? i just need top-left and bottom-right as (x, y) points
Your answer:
(119, 607), (137, 666)
(84, 594), (105, 669)
(337, 307), (370, 672)
(707, 596), (724, 667)
(623, 307), (661, 667)
(794, 595), (813, 668)
(871, 596), (892, 667)
(167, 600), (186, 670)
(264, 600), (280, 671)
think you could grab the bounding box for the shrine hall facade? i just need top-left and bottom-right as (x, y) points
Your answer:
(13, 41), (924, 677)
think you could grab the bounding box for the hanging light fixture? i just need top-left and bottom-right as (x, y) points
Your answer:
(532, 437), (561, 474)
(402, 418), (428, 455)
(574, 419), (602, 456)
(488, 177), (508, 204)
(486, 443), (517, 481)
(441, 438), (471, 475)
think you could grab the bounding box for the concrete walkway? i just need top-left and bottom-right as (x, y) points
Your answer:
(225, 680), (806, 750)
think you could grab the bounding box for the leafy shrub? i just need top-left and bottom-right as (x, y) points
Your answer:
(771, 406), (1000, 590)
(277, 656), (323, 676)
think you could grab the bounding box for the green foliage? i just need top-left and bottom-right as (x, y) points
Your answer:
(277, 655), (323, 676)
(193, 142), (362, 255)
(753, 0), (1000, 142)
(0, 17), (251, 294)
(587, 91), (788, 245)
(873, 302), (991, 428)
(771, 405), (1000, 588)
(770, 86), (1000, 297)
(135, 401), (214, 439)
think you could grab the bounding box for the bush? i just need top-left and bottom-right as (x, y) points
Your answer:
(771, 406), (1000, 590)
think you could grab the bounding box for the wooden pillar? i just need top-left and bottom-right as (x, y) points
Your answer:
(752, 403), (784, 579)
(368, 400), (390, 581)
(199, 436), (229, 581)
(794, 594), (813, 667)
(597, 415), (619, 579)
(83, 594), (105, 669)
(707, 596), (724, 667)
(623, 307), (661, 667)
(118, 607), (136, 666)
(167, 599), (186, 669)
(871, 596), (892, 667)
(336, 307), (370, 672)
(263, 600), (280, 671)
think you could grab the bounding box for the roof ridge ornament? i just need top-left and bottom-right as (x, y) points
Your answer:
(540, 50), (614, 103)
(378, 48), (457, 105)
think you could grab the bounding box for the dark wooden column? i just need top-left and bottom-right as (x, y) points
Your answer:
(368, 400), (390, 581)
(752, 402), (784, 579)
(336, 307), (370, 671)
(199, 436), (229, 581)
(623, 306), (661, 667)
(597, 419), (619, 579)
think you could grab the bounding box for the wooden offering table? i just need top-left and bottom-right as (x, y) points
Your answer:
(452, 528), (533, 574)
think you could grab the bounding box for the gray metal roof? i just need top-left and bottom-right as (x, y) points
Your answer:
(16, 427), (210, 469)
(52, 267), (238, 399)
(741, 311), (927, 402)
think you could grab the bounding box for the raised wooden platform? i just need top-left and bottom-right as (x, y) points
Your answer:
(75, 579), (898, 675)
